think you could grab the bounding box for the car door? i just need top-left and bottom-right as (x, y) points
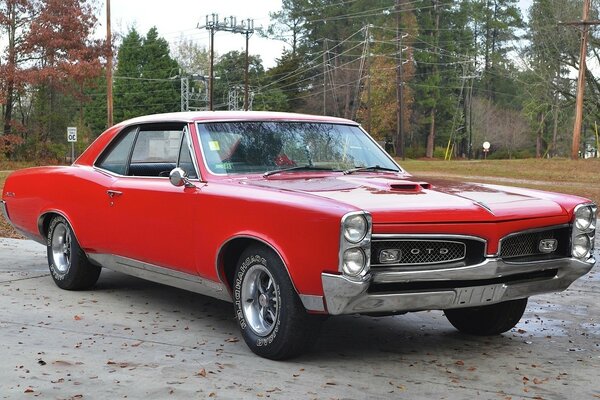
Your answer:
(99, 123), (203, 275)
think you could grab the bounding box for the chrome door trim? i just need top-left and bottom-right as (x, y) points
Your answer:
(88, 253), (231, 302)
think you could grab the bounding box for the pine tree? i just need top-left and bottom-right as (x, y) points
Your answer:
(113, 27), (180, 122)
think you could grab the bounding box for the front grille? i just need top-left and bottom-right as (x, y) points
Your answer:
(499, 226), (571, 261)
(370, 238), (485, 268)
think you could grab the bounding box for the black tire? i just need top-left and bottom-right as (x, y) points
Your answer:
(233, 245), (323, 360)
(444, 298), (528, 336)
(46, 215), (101, 290)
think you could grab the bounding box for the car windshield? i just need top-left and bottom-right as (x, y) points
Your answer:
(196, 121), (400, 176)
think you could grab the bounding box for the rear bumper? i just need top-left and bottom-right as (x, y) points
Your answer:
(322, 256), (595, 315)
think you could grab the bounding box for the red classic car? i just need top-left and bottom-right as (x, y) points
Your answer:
(1, 111), (596, 359)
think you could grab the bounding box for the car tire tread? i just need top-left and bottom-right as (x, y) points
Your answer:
(444, 298), (528, 336)
(47, 216), (101, 290)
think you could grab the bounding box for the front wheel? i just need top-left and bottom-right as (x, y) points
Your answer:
(444, 298), (528, 336)
(233, 245), (323, 360)
(47, 216), (101, 290)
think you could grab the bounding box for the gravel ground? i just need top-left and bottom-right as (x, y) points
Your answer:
(0, 238), (599, 400)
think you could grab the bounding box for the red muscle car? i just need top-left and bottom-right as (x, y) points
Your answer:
(1, 111), (596, 359)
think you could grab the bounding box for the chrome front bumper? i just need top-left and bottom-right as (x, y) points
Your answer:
(322, 256), (595, 315)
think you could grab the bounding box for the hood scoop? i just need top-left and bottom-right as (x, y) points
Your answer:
(390, 181), (431, 191)
(340, 176), (432, 193)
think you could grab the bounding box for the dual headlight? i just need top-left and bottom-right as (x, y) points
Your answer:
(572, 204), (597, 260)
(340, 212), (372, 278)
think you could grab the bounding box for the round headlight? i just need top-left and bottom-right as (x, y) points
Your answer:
(572, 234), (591, 258)
(343, 214), (368, 243)
(575, 206), (593, 231)
(342, 248), (366, 276)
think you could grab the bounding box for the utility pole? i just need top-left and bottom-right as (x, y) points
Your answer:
(106, 0), (113, 127)
(209, 22), (215, 111)
(323, 39), (328, 115)
(395, 0), (407, 160)
(366, 40), (371, 133)
(199, 15), (254, 112)
(560, 0), (600, 159)
(244, 30), (250, 111)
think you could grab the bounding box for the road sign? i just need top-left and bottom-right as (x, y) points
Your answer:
(482, 141), (490, 159)
(67, 127), (77, 142)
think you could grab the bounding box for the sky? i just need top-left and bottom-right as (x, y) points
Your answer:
(97, 0), (535, 69)
(97, 0), (286, 69)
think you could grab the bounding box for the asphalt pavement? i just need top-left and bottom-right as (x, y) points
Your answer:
(1, 238), (599, 399)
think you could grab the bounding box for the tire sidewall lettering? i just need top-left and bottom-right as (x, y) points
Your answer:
(234, 254), (278, 344)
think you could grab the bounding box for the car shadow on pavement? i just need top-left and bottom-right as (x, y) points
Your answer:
(91, 269), (238, 333)
(83, 269), (558, 364)
(304, 312), (521, 362)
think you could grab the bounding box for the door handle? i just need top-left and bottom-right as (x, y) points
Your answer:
(107, 190), (123, 198)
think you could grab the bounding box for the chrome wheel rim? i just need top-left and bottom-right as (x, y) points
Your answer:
(241, 265), (279, 337)
(51, 223), (71, 273)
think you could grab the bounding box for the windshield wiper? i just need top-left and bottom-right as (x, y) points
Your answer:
(263, 165), (335, 177)
(343, 165), (400, 175)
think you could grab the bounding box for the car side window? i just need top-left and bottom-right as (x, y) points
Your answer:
(97, 123), (199, 179)
(178, 129), (198, 179)
(96, 128), (137, 175)
(128, 128), (183, 177)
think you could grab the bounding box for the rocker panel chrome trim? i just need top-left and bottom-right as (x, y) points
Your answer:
(88, 253), (231, 302)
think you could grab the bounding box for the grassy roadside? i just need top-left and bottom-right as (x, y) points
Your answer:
(399, 158), (600, 206)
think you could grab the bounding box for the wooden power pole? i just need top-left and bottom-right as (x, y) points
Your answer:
(199, 15), (254, 111)
(395, 0), (405, 160)
(106, 0), (113, 127)
(561, 0), (600, 159)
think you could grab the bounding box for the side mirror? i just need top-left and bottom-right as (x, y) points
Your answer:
(169, 167), (195, 188)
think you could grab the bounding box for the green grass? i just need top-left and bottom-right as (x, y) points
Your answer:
(398, 158), (600, 206)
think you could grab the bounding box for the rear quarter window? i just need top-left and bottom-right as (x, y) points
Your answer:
(96, 127), (137, 175)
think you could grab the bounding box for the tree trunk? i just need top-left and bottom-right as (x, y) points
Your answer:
(551, 98), (559, 157)
(425, 0), (440, 158)
(484, 0), (491, 74)
(426, 108), (436, 157)
(536, 112), (546, 158)
(3, 85), (14, 135)
(3, 3), (17, 135)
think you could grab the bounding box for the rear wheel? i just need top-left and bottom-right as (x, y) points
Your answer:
(233, 245), (323, 360)
(47, 216), (101, 290)
(444, 298), (528, 336)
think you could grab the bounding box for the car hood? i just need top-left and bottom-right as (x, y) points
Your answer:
(243, 174), (568, 224)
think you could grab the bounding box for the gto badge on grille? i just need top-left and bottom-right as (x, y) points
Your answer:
(379, 249), (402, 264)
(538, 238), (558, 253)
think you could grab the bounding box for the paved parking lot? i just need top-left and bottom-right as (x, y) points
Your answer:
(1, 238), (599, 399)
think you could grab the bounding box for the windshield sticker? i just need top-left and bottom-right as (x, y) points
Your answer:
(215, 162), (233, 170)
(208, 141), (220, 151)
